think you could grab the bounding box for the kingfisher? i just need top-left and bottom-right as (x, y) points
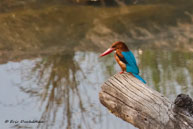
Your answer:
(100, 41), (146, 84)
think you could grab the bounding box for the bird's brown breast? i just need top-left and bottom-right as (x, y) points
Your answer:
(114, 52), (126, 71)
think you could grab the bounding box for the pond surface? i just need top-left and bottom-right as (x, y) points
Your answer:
(0, 2), (193, 129)
(0, 50), (192, 129)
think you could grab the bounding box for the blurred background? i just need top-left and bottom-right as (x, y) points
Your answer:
(0, 0), (192, 129)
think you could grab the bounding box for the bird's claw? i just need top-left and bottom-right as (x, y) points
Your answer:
(119, 71), (124, 74)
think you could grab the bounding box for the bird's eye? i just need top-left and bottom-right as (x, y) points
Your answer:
(112, 45), (116, 48)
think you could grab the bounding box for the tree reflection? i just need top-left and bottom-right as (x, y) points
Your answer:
(19, 51), (94, 129)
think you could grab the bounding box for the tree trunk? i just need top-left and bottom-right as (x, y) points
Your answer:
(99, 73), (193, 129)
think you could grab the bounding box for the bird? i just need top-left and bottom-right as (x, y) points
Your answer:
(100, 41), (146, 84)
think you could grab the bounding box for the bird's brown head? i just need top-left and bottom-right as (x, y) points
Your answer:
(100, 41), (129, 57)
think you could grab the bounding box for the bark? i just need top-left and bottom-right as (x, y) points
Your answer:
(99, 73), (193, 129)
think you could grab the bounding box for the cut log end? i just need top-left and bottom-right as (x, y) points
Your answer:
(174, 94), (193, 116)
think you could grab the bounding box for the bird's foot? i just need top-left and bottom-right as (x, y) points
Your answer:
(119, 71), (124, 74)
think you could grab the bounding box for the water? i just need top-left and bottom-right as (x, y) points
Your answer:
(0, 50), (192, 129)
(0, 2), (193, 129)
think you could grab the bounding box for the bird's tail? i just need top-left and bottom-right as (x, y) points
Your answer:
(133, 74), (146, 84)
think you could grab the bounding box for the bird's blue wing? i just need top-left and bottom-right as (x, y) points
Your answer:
(121, 51), (139, 74)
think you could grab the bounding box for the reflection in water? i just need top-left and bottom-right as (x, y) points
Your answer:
(139, 50), (193, 99)
(13, 51), (136, 129)
(34, 53), (80, 129)
(20, 52), (88, 129)
(0, 50), (192, 129)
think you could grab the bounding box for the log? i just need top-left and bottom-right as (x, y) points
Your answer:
(99, 73), (193, 129)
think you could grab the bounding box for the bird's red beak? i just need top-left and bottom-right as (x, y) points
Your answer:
(100, 48), (115, 57)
